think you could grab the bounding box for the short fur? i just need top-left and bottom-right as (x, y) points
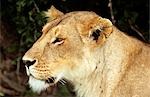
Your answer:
(22, 6), (150, 97)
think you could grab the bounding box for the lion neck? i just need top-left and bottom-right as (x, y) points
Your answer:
(65, 27), (140, 97)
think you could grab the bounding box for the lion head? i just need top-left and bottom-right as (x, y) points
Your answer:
(22, 6), (113, 93)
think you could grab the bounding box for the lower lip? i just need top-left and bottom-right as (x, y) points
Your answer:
(46, 77), (56, 84)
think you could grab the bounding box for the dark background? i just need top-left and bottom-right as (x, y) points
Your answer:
(0, 0), (149, 97)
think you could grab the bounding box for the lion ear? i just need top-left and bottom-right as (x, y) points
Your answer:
(44, 5), (64, 22)
(99, 18), (113, 38)
(90, 18), (113, 42)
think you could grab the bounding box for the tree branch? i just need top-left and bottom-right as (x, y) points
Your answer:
(0, 72), (26, 93)
(128, 20), (146, 41)
(108, 0), (116, 24)
(0, 86), (17, 95)
(32, 0), (40, 13)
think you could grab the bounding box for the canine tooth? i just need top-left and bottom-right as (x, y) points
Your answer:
(25, 65), (30, 76)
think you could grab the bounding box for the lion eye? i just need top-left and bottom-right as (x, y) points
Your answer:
(52, 37), (64, 45)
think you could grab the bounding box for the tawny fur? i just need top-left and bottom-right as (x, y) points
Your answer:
(22, 6), (150, 97)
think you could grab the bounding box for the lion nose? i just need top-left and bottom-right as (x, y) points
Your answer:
(23, 60), (36, 68)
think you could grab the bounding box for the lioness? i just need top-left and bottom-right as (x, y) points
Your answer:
(22, 6), (150, 97)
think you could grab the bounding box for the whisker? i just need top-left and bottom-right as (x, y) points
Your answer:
(59, 79), (66, 85)
(61, 79), (66, 83)
(59, 80), (65, 85)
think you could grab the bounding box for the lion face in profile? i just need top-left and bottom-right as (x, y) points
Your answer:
(22, 6), (112, 92)
(22, 6), (150, 97)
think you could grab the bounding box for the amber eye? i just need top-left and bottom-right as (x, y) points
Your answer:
(52, 37), (64, 44)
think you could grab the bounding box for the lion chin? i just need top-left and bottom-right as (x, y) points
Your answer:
(26, 63), (65, 93)
(28, 76), (50, 93)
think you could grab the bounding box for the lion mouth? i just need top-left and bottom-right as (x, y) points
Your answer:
(28, 75), (66, 93)
(25, 65), (56, 84)
(46, 76), (66, 85)
(29, 75), (57, 85)
(25, 65), (66, 91)
(45, 77), (56, 84)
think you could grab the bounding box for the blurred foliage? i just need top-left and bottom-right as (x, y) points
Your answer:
(112, 0), (149, 41)
(23, 89), (38, 96)
(2, 0), (47, 50)
(55, 84), (74, 97)
(0, 0), (149, 96)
